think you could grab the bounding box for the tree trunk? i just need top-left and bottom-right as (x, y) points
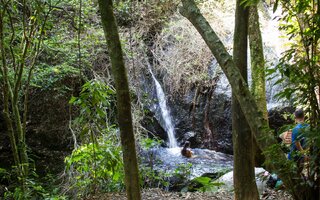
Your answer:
(0, 4), (28, 181)
(248, 5), (267, 167)
(232, 1), (259, 199)
(248, 6), (268, 121)
(0, 10), (20, 169)
(98, 0), (141, 200)
(180, 1), (303, 199)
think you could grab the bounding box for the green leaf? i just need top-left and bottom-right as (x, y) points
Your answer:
(273, 0), (279, 13)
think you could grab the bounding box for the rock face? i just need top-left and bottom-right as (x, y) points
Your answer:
(0, 76), (80, 175)
(170, 88), (232, 153)
(140, 67), (233, 153)
(139, 0), (290, 154)
(26, 84), (77, 174)
(142, 76), (293, 154)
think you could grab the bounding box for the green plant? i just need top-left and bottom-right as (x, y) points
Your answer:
(0, 0), (63, 191)
(173, 163), (192, 180)
(65, 80), (123, 197)
(139, 166), (170, 189)
(266, 1), (320, 198)
(269, 0), (320, 127)
(64, 133), (124, 197)
(3, 171), (67, 200)
(31, 64), (80, 91)
(70, 79), (116, 136)
(181, 176), (224, 192)
(140, 138), (163, 150)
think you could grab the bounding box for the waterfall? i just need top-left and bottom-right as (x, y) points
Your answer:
(148, 65), (178, 148)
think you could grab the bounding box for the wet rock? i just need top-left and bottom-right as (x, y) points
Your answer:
(141, 111), (167, 142)
(218, 167), (269, 195)
(268, 106), (295, 134)
(170, 89), (232, 153)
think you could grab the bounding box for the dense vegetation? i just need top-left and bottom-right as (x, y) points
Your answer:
(0, 0), (319, 199)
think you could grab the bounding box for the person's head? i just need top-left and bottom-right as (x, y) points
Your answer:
(294, 109), (304, 122)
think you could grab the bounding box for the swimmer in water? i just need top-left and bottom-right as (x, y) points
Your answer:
(181, 141), (193, 158)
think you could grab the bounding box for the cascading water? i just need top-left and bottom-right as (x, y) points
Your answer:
(148, 65), (178, 148)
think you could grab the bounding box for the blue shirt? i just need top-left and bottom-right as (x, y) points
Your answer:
(288, 123), (309, 160)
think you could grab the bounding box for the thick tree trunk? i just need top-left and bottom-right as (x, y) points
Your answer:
(180, 1), (303, 199)
(98, 0), (141, 199)
(232, 1), (259, 199)
(248, 5), (267, 167)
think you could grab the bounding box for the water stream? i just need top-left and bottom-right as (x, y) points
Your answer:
(148, 65), (178, 148)
(150, 147), (233, 178)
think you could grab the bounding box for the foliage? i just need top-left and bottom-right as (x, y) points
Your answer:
(31, 64), (80, 91)
(138, 138), (169, 189)
(3, 171), (67, 200)
(270, 0), (320, 126)
(268, 2), (320, 197)
(152, 0), (240, 95)
(181, 176), (224, 192)
(0, 0), (67, 193)
(139, 166), (171, 189)
(173, 163), (193, 180)
(64, 133), (124, 198)
(70, 79), (117, 139)
(171, 163), (193, 188)
(139, 161), (192, 190)
(65, 79), (123, 197)
(0, 0), (183, 198)
(140, 137), (163, 150)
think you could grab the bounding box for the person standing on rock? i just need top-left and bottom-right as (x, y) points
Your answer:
(288, 109), (309, 175)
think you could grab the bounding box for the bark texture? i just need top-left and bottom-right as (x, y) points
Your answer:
(249, 6), (268, 120)
(98, 0), (141, 199)
(179, 1), (303, 199)
(249, 5), (267, 167)
(232, 1), (259, 199)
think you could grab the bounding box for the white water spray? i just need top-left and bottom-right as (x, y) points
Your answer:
(148, 65), (178, 148)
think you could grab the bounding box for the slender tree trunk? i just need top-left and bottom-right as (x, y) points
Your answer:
(248, 5), (267, 167)
(98, 0), (141, 199)
(180, 1), (304, 199)
(0, 11), (20, 168)
(248, 6), (268, 121)
(232, 1), (259, 199)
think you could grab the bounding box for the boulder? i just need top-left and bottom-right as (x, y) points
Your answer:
(218, 167), (269, 194)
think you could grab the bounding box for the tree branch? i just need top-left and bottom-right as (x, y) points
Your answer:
(180, 0), (302, 198)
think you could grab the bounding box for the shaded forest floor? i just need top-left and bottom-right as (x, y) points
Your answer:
(85, 188), (293, 200)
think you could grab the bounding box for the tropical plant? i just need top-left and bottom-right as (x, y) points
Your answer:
(272, 0), (320, 127)
(267, 1), (320, 198)
(69, 79), (116, 140)
(64, 133), (124, 198)
(65, 79), (123, 197)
